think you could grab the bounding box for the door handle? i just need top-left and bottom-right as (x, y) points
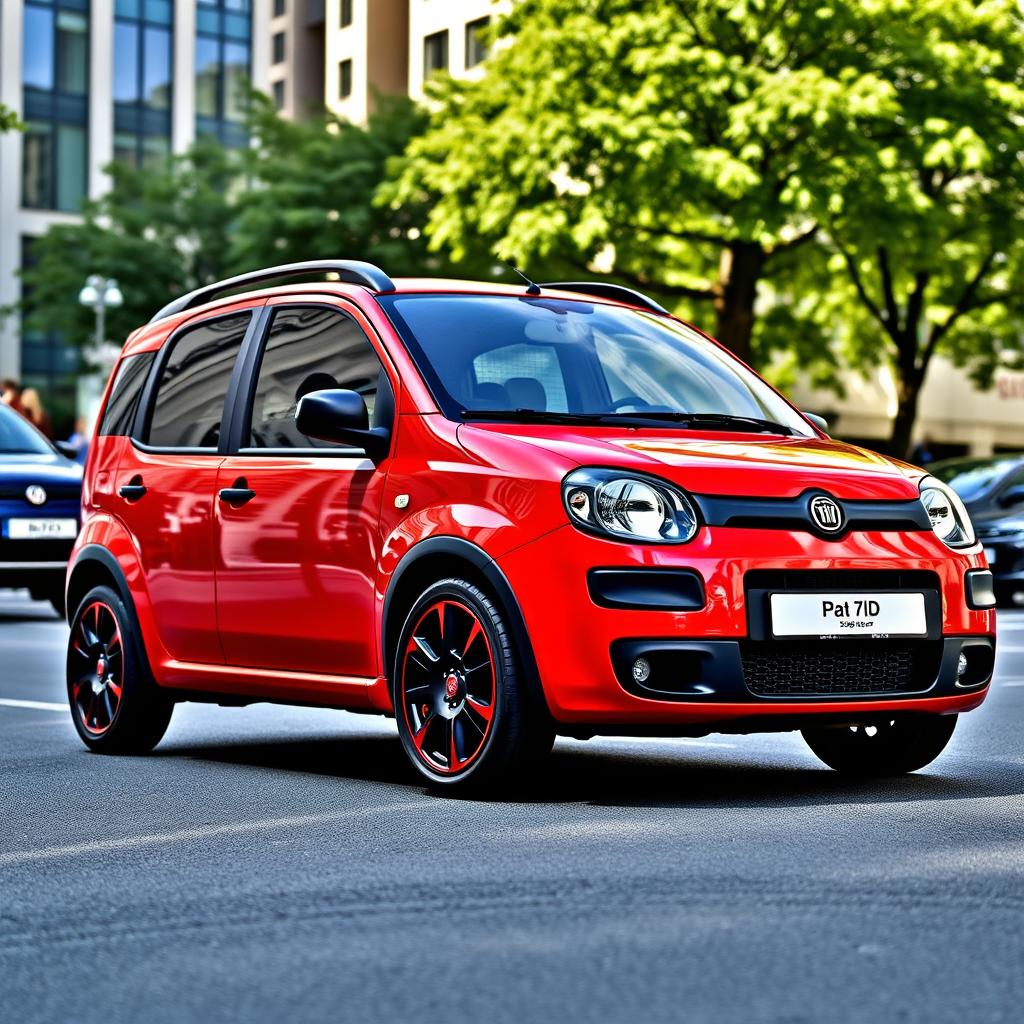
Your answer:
(219, 478), (256, 507)
(119, 476), (147, 501)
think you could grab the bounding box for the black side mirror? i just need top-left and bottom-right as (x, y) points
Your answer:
(295, 389), (390, 462)
(999, 485), (1024, 508)
(804, 412), (829, 435)
(54, 440), (79, 460)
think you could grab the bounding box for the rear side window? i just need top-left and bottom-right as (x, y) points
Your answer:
(99, 352), (155, 436)
(245, 306), (384, 450)
(146, 313), (250, 449)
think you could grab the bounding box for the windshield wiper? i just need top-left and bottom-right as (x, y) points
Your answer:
(459, 408), (795, 435)
(614, 412), (796, 435)
(460, 409), (617, 424)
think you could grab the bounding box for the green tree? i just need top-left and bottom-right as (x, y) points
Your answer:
(1, 105), (21, 133)
(391, 0), (899, 366)
(20, 140), (240, 348)
(811, 0), (1024, 456)
(233, 94), (490, 276)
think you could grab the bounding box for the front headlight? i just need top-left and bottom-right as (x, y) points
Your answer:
(562, 468), (699, 543)
(919, 476), (976, 549)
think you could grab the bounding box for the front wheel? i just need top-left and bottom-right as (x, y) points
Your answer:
(393, 578), (553, 790)
(801, 714), (957, 776)
(67, 585), (173, 753)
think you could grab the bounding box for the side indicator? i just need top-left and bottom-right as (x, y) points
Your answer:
(395, 494), (410, 509)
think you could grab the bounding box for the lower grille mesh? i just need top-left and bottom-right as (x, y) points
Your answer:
(740, 641), (936, 697)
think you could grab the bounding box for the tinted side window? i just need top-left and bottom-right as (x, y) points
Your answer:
(247, 307), (384, 450)
(99, 352), (155, 436)
(147, 313), (249, 449)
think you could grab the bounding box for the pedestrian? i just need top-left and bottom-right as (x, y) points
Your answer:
(1, 378), (25, 417)
(65, 416), (90, 464)
(911, 435), (936, 466)
(20, 387), (53, 439)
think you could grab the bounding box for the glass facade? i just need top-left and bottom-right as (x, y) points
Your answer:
(21, 0), (89, 211)
(195, 0), (252, 148)
(113, 0), (173, 170)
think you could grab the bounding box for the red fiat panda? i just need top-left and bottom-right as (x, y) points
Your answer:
(66, 261), (996, 789)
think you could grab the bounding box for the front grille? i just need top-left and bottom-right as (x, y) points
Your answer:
(740, 640), (940, 697)
(744, 569), (940, 591)
(0, 483), (80, 502)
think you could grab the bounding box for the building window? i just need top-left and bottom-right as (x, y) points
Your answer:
(113, 0), (173, 170)
(340, 0), (352, 28)
(21, 1), (89, 211)
(273, 0), (285, 15)
(338, 59), (353, 99)
(272, 31), (285, 64)
(465, 16), (490, 69)
(272, 80), (286, 110)
(423, 30), (449, 76)
(195, 0), (252, 147)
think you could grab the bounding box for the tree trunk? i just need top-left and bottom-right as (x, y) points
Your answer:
(713, 241), (764, 366)
(888, 369), (924, 461)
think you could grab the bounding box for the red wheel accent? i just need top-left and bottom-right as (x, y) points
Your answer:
(400, 599), (496, 775)
(68, 601), (125, 737)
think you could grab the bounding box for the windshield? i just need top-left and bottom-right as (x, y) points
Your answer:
(378, 294), (813, 435)
(932, 458), (1022, 503)
(0, 405), (53, 455)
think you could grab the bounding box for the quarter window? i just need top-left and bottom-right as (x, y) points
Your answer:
(246, 307), (385, 450)
(146, 313), (250, 449)
(100, 352), (156, 436)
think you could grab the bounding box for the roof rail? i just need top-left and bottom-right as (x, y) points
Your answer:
(541, 281), (669, 315)
(148, 260), (396, 324)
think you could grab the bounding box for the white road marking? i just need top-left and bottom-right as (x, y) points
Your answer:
(996, 645), (1024, 653)
(0, 697), (67, 712)
(0, 800), (436, 867)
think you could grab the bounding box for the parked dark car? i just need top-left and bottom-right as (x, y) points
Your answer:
(931, 454), (1024, 605)
(0, 403), (82, 614)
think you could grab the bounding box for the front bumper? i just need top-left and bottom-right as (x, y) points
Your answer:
(498, 524), (995, 729)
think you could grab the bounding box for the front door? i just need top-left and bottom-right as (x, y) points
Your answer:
(215, 300), (394, 678)
(115, 308), (253, 664)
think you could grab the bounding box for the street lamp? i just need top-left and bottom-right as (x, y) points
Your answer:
(77, 275), (123, 351)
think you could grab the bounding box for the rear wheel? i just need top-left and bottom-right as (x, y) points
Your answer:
(393, 578), (553, 789)
(801, 714), (957, 776)
(67, 585), (173, 753)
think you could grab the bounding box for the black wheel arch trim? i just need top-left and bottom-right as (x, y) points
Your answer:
(66, 544), (136, 625)
(382, 536), (552, 719)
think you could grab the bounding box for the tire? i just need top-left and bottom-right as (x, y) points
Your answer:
(801, 714), (957, 776)
(66, 584), (173, 753)
(392, 578), (554, 790)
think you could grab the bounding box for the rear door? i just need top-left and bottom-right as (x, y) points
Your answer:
(214, 298), (396, 677)
(115, 306), (257, 663)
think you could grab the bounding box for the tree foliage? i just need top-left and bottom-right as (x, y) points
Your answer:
(392, 0), (899, 365)
(20, 139), (238, 349)
(810, 0), (1024, 455)
(233, 94), (485, 275)
(394, 0), (1024, 452)
(1, 104), (21, 133)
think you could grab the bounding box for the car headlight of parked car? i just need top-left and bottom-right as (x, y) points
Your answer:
(562, 468), (699, 543)
(919, 476), (976, 549)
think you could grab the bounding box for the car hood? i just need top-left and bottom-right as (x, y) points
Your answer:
(460, 424), (921, 501)
(0, 453), (83, 490)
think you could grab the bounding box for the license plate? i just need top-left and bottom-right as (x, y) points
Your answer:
(984, 547), (996, 565)
(770, 592), (927, 638)
(5, 518), (78, 540)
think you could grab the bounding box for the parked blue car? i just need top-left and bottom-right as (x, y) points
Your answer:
(0, 404), (82, 615)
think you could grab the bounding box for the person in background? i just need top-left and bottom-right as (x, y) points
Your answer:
(65, 416), (90, 465)
(19, 387), (53, 439)
(1, 379), (25, 417)
(911, 435), (936, 466)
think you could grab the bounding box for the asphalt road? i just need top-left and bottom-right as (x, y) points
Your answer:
(2, 590), (1022, 1024)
